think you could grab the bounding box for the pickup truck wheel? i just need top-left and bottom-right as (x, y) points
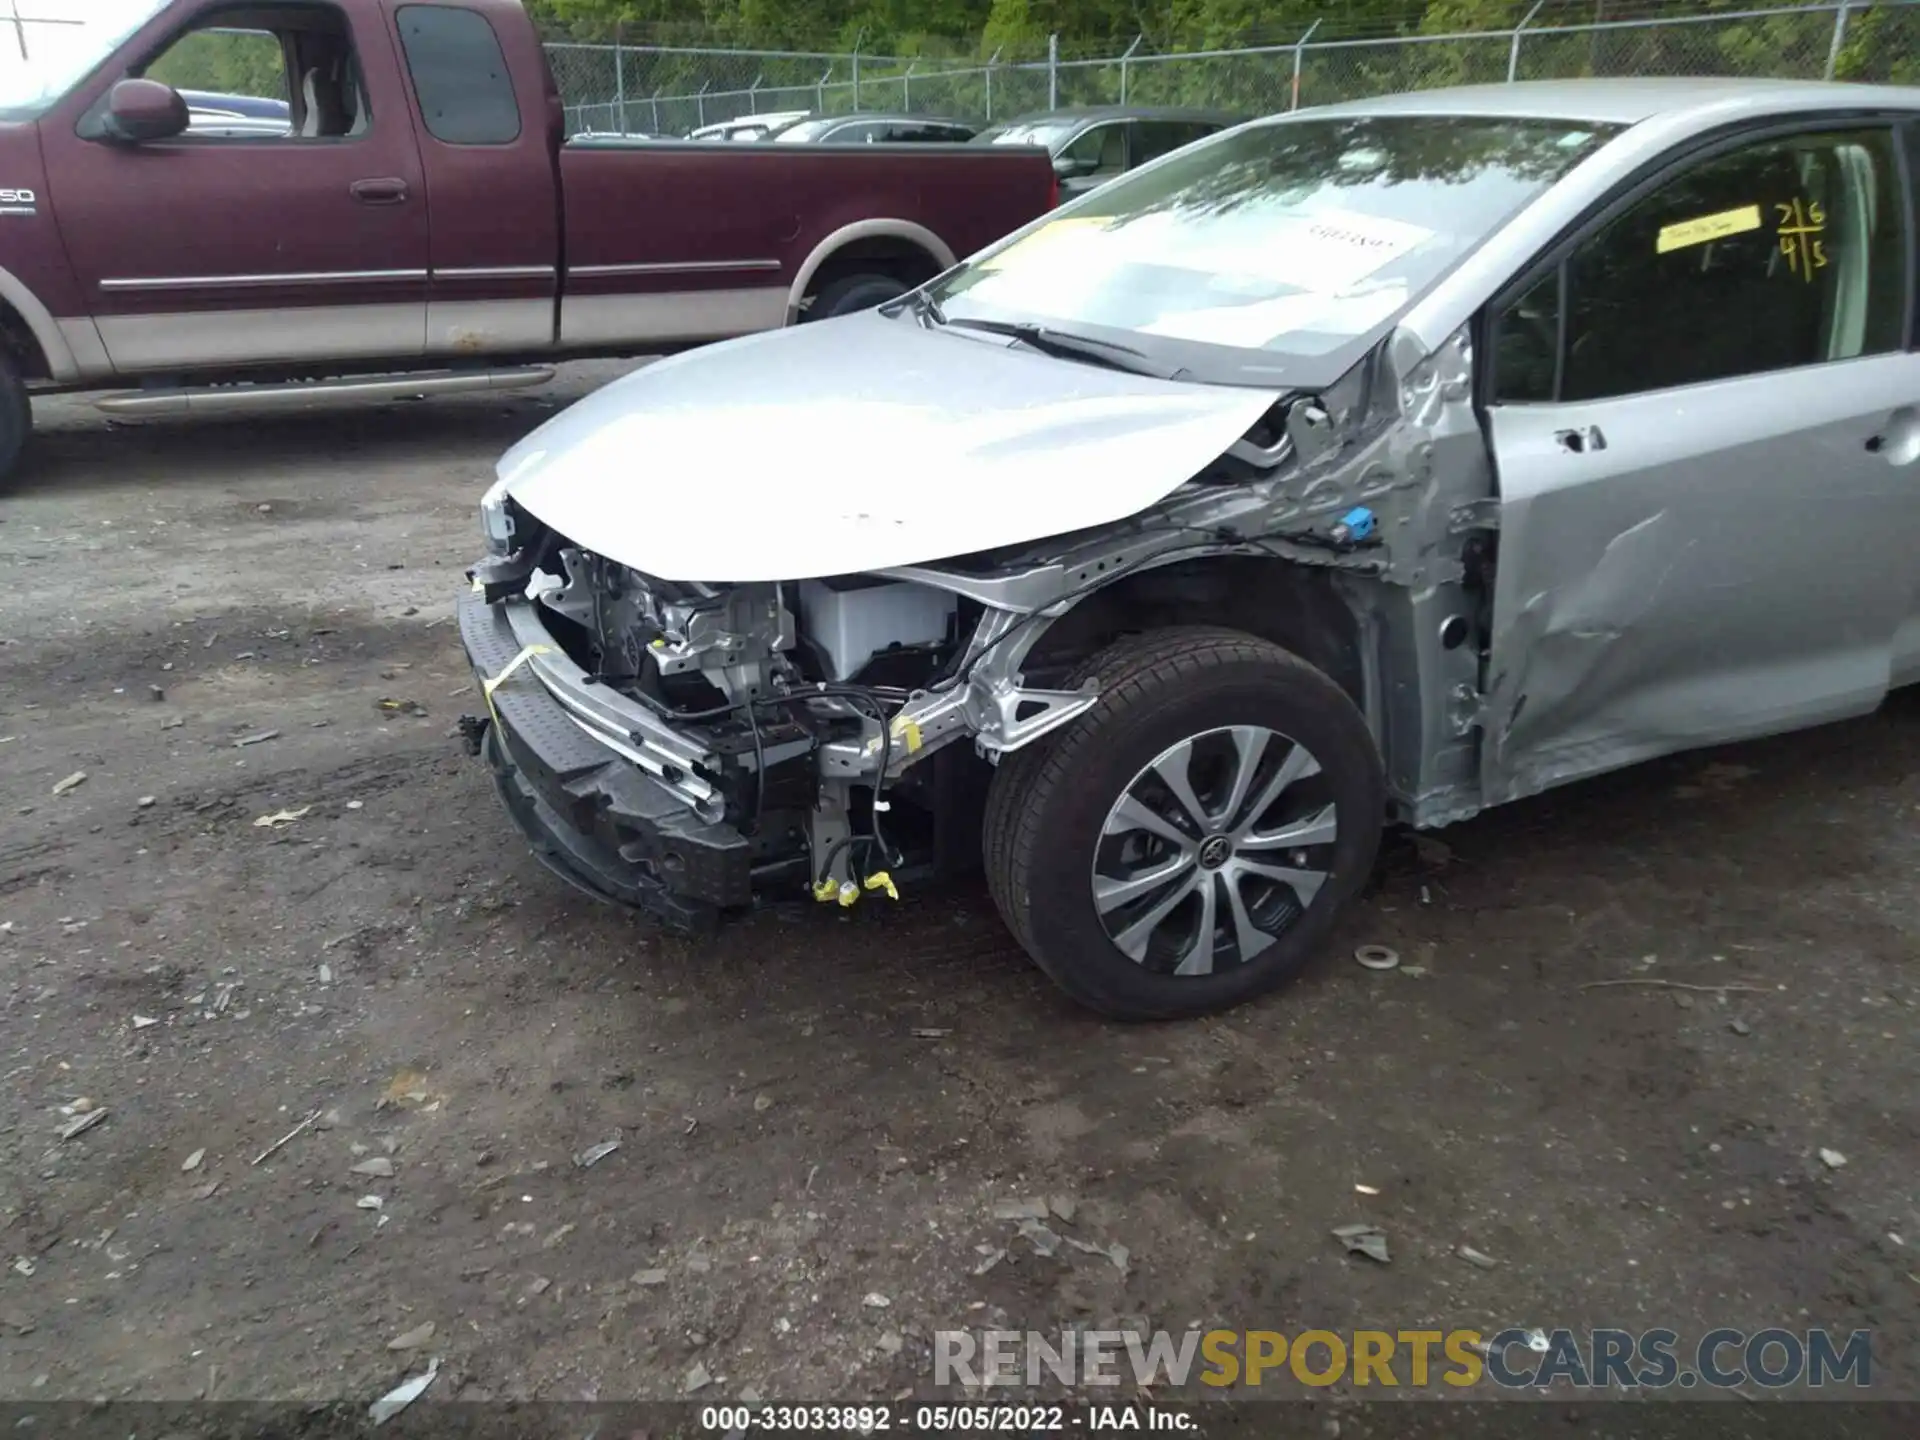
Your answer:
(0, 351), (29, 494)
(809, 273), (909, 321)
(982, 627), (1384, 1021)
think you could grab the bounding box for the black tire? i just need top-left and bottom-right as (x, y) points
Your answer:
(982, 626), (1384, 1021)
(808, 273), (909, 321)
(0, 349), (29, 495)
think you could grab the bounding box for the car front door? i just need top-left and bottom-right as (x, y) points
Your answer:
(42, 0), (429, 374)
(1478, 118), (1920, 804)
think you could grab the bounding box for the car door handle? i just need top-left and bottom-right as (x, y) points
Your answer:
(1865, 406), (1920, 462)
(350, 177), (409, 205)
(1555, 425), (1607, 454)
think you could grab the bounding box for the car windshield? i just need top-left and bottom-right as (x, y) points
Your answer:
(0, 0), (168, 120)
(976, 117), (1082, 151)
(931, 113), (1619, 376)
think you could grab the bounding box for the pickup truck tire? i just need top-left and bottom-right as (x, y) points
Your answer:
(0, 350), (29, 494)
(809, 273), (909, 321)
(982, 627), (1384, 1021)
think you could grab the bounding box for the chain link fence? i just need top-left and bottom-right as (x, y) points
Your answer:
(545, 0), (1920, 138)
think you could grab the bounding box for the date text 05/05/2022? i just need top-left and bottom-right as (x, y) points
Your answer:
(699, 1403), (1194, 1433)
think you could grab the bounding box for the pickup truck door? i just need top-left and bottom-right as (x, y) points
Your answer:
(1478, 119), (1920, 805)
(389, 3), (560, 354)
(42, 3), (429, 374)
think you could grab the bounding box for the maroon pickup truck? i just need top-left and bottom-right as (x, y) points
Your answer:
(0, 0), (1056, 489)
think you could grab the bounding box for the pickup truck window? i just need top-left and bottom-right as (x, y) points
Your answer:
(139, 5), (367, 140)
(148, 27), (289, 113)
(396, 5), (521, 145)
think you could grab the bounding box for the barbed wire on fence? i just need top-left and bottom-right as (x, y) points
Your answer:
(544, 0), (1920, 138)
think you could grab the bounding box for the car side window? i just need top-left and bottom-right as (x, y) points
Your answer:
(396, 4), (522, 145)
(141, 6), (363, 140)
(1134, 120), (1204, 164)
(1060, 122), (1128, 177)
(893, 123), (964, 143)
(1500, 127), (1906, 403)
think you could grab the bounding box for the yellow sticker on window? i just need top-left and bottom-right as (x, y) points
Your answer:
(978, 216), (1110, 271)
(1656, 204), (1763, 254)
(1775, 198), (1829, 282)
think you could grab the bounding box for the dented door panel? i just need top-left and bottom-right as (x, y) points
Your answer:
(1482, 353), (1920, 804)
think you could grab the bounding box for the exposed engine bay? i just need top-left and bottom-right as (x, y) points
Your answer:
(460, 319), (1494, 928)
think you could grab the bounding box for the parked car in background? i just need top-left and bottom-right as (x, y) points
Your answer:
(185, 107), (293, 138)
(975, 105), (1240, 198)
(774, 113), (978, 144)
(176, 88), (290, 121)
(569, 129), (667, 144)
(177, 87), (293, 136)
(462, 76), (1920, 1020)
(687, 111), (809, 142)
(0, 0), (1055, 491)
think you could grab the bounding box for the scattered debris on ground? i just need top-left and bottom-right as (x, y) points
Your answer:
(1333, 1224), (1390, 1264)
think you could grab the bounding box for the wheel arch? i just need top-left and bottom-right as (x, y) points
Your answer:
(1020, 554), (1372, 718)
(785, 220), (957, 323)
(0, 264), (77, 383)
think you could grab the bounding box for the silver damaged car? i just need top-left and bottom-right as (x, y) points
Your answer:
(459, 78), (1920, 1020)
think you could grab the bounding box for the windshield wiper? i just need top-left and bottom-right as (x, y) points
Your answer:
(942, 317), (1186, 380)
(885, 287), (947, 326)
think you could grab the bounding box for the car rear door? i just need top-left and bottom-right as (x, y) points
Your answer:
(42, 1), (429, 374)
(1478, 117), (1920, 803)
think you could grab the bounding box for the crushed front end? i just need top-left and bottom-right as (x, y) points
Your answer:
(457, 496), (1099, 930)
(459, 317), (1499, 931)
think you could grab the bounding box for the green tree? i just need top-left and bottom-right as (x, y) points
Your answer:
(147, 28), (289, 99)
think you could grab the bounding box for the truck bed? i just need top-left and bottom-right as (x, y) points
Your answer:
(557, 140), (1057, 348)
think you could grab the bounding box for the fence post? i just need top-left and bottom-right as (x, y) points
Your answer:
(612, 22), (626, 131)
(816, 64), (831, 112)
(649, 90), (661, 132)
(852, 45), (862, 107)
(1824, 0), (1854, 79)
(696, 80), (709, 127)
(1118, 33), (1141, 103)
(1507, 0), (1545, 83)
(1290, 19), (1319, 111)
(748, 75), (763, 114)
(985, 46), (1001, 119)
(1048, 32), (1058, 109)
(903, 59), (916, 109)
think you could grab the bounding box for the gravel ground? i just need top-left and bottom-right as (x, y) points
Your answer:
(0, 367), (1915, 1414)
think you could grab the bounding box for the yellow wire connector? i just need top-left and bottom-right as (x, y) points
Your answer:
(864, 871), (900, 901)
(479, 643), (553, 729)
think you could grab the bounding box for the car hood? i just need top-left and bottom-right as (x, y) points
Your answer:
(497, 312), (1282, 583)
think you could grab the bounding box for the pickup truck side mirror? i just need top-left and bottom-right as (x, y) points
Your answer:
(1052, 152), (1098, 180)
(102, 79), (190, 144)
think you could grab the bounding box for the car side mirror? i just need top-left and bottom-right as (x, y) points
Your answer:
(102, 78), (189, 144)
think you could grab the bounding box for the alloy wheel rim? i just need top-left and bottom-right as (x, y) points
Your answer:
(1090, 725), (1338, 977)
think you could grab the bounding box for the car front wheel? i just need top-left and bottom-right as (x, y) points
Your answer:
(808, 273), (909, 320)
(983, 627), (1384, 1021)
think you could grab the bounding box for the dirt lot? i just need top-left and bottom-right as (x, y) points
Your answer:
(0, 367), (1916, 1414)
